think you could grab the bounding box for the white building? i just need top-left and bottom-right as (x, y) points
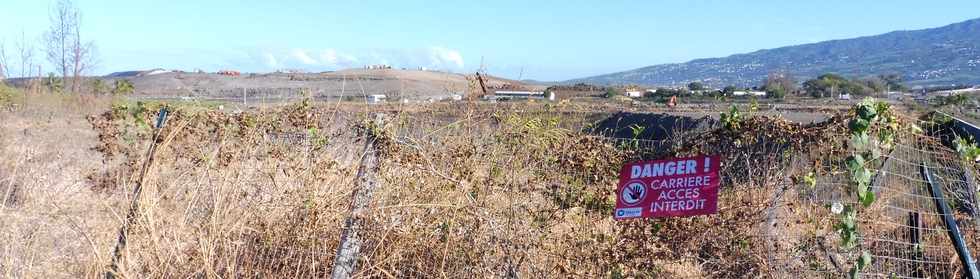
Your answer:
(732, 90), (766, 97)
(484, 91), (554, 101)
(366, 94), (387, 104)
(935, 87), (980, 96)
(625, 90), (643, 98)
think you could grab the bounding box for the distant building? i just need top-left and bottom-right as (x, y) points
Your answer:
(423, 94), (463, 102)
(625, 90), (643, 98)
(277, 69), (307, 74)
(366, 94), (387, 104)
(934, 87), (980, 96)
(484, 90), (554, 101)
(217, 70), (241, 76)
(732, 90), (766, 97)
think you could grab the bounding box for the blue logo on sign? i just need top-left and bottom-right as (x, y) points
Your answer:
(616, 207), (643, 218)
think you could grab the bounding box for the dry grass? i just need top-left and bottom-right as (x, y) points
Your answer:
(1, 92), (978, 278)
(77, 100), (841, 278)
(0, 91), (117, 278)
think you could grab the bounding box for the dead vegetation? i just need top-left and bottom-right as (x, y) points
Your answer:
(1, 92), (978, 278)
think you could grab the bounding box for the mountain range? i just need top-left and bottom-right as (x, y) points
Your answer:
(570, 18), (980, 88)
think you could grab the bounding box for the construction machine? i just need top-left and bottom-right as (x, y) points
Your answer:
(466, 72), (490, 101)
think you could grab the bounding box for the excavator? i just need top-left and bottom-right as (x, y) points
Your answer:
(466, 72), (490, 101)
(465, 69), (532, 102)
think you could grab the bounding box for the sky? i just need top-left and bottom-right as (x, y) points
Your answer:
(1, 0), (978, 81)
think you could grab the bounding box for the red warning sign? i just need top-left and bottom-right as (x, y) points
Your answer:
(614, 155), (721, 220)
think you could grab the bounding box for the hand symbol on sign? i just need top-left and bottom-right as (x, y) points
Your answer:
(621, 181), (646, 205)
(629, 184), (643, 200)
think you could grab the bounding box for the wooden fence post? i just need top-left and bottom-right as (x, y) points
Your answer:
(105, 108), (169, 278)
(331, 114), (385, 279)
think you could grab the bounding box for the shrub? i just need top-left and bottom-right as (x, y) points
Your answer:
(91, 79), (109, 94)
(687, 81), (705, 91)
(45, 73), (63, 93)
(720, 105), (742, 131)
(765, 85), (786, 99)
(722, 86), (737, 96)
(603, 87), (621, 98)
(0, 83), (24, 108)
(112, 79), (135, 95)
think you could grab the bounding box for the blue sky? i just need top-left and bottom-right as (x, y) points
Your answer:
(1, 0), (978, 81)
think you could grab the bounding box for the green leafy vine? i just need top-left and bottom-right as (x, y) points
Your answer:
(720, 105), (742, 131)
(839, 98), (897, 278)
(955, 136), (980, 163)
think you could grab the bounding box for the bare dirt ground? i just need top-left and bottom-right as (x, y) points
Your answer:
(114, 69), (537, 102)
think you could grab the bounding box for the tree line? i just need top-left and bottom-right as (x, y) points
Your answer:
(801, 73), (906, 98)
(663, 72), (908, 100)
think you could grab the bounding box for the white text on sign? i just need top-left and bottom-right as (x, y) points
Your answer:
(630, 158), (710, 178)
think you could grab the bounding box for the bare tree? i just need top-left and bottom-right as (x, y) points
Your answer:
(764, 71), (798, 94)
(45, 0), (74, 82)
(17, 30), (35, 79)
(0, 40), (9, 81)
(45, 0), (95, 93)
(70, 16), (97, 93)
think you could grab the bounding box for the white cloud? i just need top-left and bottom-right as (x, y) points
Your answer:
(319, 49), (358, 67)
(255, 47), (464, 71)
(291, 49), (318, 65)
(320, 49), (338, 64)
(429, 47), (464, 68)
(340, 53), (359, 64)
(264, 53), (279, 68)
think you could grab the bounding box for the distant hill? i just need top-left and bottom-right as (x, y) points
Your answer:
(91, 68), (539, 101)
(571, 18), (980, 88)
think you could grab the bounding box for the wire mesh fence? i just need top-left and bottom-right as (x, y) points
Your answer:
(83, 102), (980, 278)
(764, 128), (980, 278)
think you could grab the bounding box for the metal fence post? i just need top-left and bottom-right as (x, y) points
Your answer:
(908, 211), (923, 278)
(331, 114), (385, 279)
(921, 163), (980, 279)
